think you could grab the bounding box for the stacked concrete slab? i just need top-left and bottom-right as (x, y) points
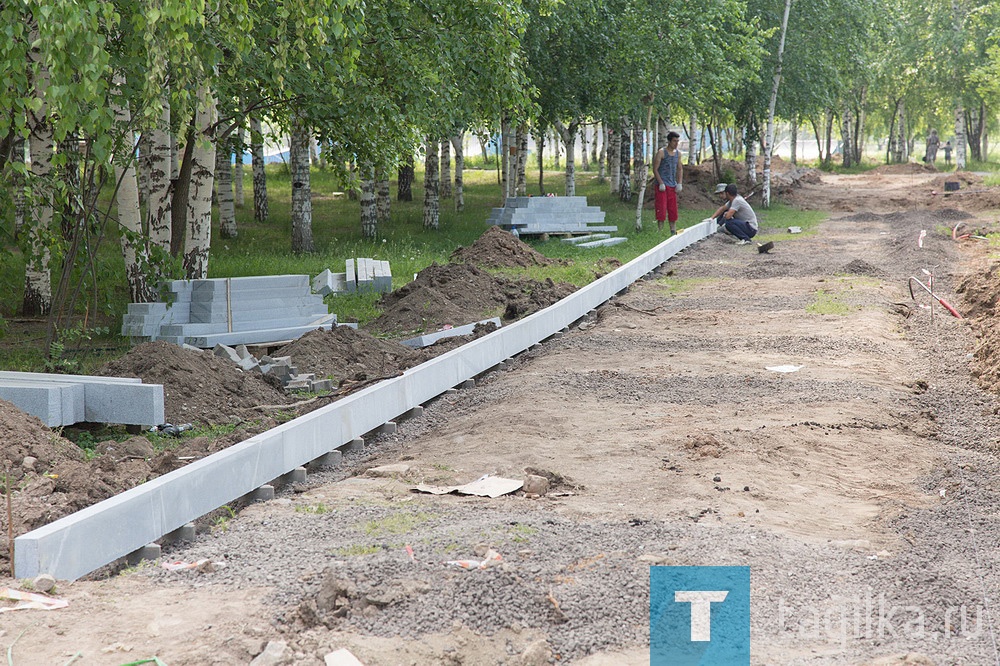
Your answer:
(312, 258), (392, 296)
(486, 196), (616, 236)
(122, 275), (336, 348)
(0, 371), (164, 427)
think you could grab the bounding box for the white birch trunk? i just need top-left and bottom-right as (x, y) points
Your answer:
(183, 84), (217, 279)
(955, 104), (967, 170)
(216, 141), (237, 238)
(580, 125), (589, 171)
(555, 120), (579, 196)
(609, 128), (621, 193)
(234, 125), (245, 207)
(423, 138), (440, 229)
(763, 0), (791, 208)
(147, 103), (172, 252)
(111, 77), (155, 303)
(24, 30), (53, 316)
(250, 116), (268, 222)
(450, 133), (465, 212)
(360, 164), (377, 238)
(500, 118), (511, 203)
(440, 139), (452, 199)
(12, 137), (26, 236)
(290, 116), (314, 253)
(516, 125), (528, 196)
(688, 113), (698, 165)
(376, 168), (390, 222)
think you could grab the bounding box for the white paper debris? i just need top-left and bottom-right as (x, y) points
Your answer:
(765, 365), (803, 373)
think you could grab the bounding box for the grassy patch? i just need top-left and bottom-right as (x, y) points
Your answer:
(652, 276), (715, 296)
(360, 510), (434, 536)
(755, 207), (827, 243)
(806, 289), (852, 315)
(295, 502), (334, 515)
(333, 543), (382, 557)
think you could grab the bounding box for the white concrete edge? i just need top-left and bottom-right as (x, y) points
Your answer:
(14, 221), (716, 581)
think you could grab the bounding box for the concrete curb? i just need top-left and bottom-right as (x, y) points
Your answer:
(14, 221), (715, 580)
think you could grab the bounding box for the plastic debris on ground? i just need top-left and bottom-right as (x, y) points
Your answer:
(444, 549), (503, 570)
(0, 587), (69, 612)
(413, 474), (524, 498)
(161, 559), (226, 572)
(765, 365), (803, 373)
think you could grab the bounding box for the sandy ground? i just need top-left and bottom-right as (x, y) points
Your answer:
(4, 169), (1000, 665)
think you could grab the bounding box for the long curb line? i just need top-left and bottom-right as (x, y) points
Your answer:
(14, 221), (717, 580)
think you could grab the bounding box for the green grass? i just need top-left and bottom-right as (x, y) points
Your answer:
(360, 510), (435, 536)
(806, 289), (852, 316)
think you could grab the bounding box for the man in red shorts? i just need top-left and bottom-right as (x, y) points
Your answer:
(652, 131), (683, 235)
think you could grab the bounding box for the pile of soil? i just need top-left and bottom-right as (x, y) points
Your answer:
(449, 226), (553, 268)
(929, 170), (982, 191)
(99, 341), (293, 426)
(367, 261), (577, 335)
(274, 326), (420, 384)
(871, 162), (938, 175)
(959, 262), (1000, 390)
(0, 400), (165, 570)
(646, 157), (821, 210)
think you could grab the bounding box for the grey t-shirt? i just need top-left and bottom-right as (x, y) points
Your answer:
(729, 195), (758, 230)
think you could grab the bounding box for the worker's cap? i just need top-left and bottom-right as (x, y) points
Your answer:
(714, 183), (728, 194)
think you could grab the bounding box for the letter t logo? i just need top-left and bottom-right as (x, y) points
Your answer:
(674, 591), (729, 641)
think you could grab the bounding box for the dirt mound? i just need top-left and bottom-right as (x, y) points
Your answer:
(367, 262), (578, 335)
(929, 171), (982, 191)
(450, 226), (553, 268)
(0, 400), (161, 570)
(99, 341), (292, 425)
(871, 162), (938, 175)
(840, 259), (885, 277)
(934, 187), (1000, 212)
(275, 326), (420, 384)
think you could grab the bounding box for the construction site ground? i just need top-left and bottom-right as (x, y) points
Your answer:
(5, 165), (1000, 665)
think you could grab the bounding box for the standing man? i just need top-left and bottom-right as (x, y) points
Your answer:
(710, 183), (758, 245)
(652, 131), (683, 235)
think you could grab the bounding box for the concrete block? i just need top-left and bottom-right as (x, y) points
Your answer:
(126, 543), (161, 567)
(399, 406), (423, 420)
(373, 421), (396, 435)
(0, 381), (84, 427)
(163, 523), (196, 544)
(577, 237), (628, 249)
(310, 379), (334, 392)
(346, 258), (357, 292)
(338, 437), (364, 453)
(399, 317), (501, 348)
(309, 450), (343, 468)
(214, 344), (242, 363)
(561, 233), (611, 244)
(457, 379), (476, 390)
(244, 485), (275, 503)
(275, 467), (307, 487)
(237, 356), (260, 372)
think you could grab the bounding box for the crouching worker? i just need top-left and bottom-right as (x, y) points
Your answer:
(710, 183), (758, 245)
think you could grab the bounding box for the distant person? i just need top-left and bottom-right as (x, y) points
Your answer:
(710, 183), (758, 245)
(652, 131), (683, 235)
(924, 129), (940, 163)
(943, 141), (952, 165)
